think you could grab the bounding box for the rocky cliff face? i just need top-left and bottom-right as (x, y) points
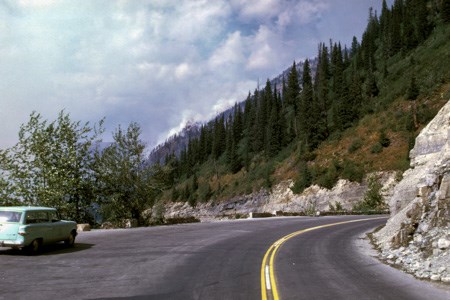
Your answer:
(374, 100), (450, 283)
(162, 171), (397, 221)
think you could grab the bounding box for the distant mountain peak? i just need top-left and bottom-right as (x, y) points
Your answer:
(148, 57), (317, 164)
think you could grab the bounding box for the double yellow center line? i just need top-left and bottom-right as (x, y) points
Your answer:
(260, 217), (387, 300)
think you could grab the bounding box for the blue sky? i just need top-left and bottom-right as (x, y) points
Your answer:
(0, 0), (392, 150)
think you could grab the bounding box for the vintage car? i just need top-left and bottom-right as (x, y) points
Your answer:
(0, 206), (77, 254)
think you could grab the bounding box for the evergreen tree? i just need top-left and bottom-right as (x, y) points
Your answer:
(406, 74), (419, 100)
(406, 74), (420, 129)
(267, 101), (282, 156)
(350, 36), (360, 58)
(443, 0), (450, 23)
(349, 69), (363, 118)
(192, 173), (199, 191)
(361, 7), (379, 71)
(171, 186), (179, 201)
(243, 91), (257, 156)
(286, 61), (300, 112)
(365, 70), (379, 99)
(229, 136), (242, 173)
(314, 43), (330, 140)
(402, 0), (415, 50)
(414, 0), (431, 43)
(291, 160), (312, 194)
(284, 62), (301, 139)
(299, 59), (321, 150)
(390, 0), (404, 54)
(380, 0), (392, 58)
(330, 43), (351, 132)
(252, 88), (265, 152)
(225, 114), (233, 163)
(232, 103), (243, 145)
(212, 116), (226, 159)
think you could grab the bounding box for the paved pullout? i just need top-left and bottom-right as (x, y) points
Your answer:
(0, 216), (448, 300)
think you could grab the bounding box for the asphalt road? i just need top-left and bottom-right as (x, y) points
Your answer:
(0, 215), (449, 300)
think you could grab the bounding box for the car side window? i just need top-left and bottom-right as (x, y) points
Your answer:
(49, 211), (60, 222)
(0, 211), (22, 223)
(26, 211), (50, 224)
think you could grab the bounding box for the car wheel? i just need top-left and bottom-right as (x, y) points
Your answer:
(64, 231), (76, 247)
(26, 239), (41, 255)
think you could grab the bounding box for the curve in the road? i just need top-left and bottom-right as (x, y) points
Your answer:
(260, 217), (388, 300)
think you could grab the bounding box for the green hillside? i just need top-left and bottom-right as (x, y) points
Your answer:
(2, 1), (449, 226)
(159, 1), (450, 206)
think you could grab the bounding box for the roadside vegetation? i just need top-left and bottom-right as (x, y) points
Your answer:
(0, 113), (170, 226)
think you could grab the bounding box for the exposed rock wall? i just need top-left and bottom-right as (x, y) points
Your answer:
(163, 171), (397, 221)
(390, 100), (450, 215)
(374, 100), (450, 283)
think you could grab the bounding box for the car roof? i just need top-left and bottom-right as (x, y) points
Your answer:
(0, 206), (57, 212)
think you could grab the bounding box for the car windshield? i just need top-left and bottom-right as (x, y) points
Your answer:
(0, 211), (22, 223)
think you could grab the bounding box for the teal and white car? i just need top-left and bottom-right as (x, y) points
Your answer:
(0, 206), (77, 254)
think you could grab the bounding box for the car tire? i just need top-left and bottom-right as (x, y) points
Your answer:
(26, 239), (41, 255)
(64, 231), (76, 247)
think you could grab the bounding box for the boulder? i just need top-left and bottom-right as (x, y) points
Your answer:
(101, 222), (114, 229)
(77, 223), (91, 232)
(437, 238), (450, 250)
(123, 219), (138, 228)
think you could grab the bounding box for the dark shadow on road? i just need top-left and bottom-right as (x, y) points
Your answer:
(0, 242), (94, 256)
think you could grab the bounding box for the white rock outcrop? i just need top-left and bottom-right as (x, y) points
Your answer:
(374, 100), (450, 282)
(389, 100), (450, 215)
(163, 171), (397, 221)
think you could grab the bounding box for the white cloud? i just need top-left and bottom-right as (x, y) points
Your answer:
(295, 0), (328, 24)
(0, 0), (391, 150)
(18, 0), (61, 8)
(231, 0), (281, 19)
(246, 26), (279, 71)
(167, 0), (230, 43)
(175, 63), (191, 80)
(209, 31), (245, 67)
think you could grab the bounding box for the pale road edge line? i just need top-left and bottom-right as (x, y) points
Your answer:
(261, 216), (388, 300)
(261, 243), (274, 300)
(265, 266), (272, 290)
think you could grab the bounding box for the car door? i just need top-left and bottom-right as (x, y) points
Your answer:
(48, 210), (67, 242)
(24, 211), (53, 245)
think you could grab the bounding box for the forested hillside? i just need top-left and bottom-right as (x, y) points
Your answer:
(148, 59), (317, 165)
(157, 0), (450, 207)
(1, 0), (448, 226)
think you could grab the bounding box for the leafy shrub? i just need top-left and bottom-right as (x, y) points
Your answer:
(291, 161), (312, 194)
(341, 159), (364, 183)
(348, 138), (363, 153)
(188, 194), (197, 207)
(371, 143), (383, 154)
(353, 176), (385, 212)
(197, 183), (212, 203)
(251, 212), (273, 218)
(314, 164), (339, 189)
(379, 130), (391, 147)
(164, 216), (200, 225)
(304, 200), (318, 216)
(328, 202), (335, 211)
(417, 103), (435, 125)
(171, 187), (179, 202)
(302, 151), (317, 162)
(329, 201), (344, 212)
